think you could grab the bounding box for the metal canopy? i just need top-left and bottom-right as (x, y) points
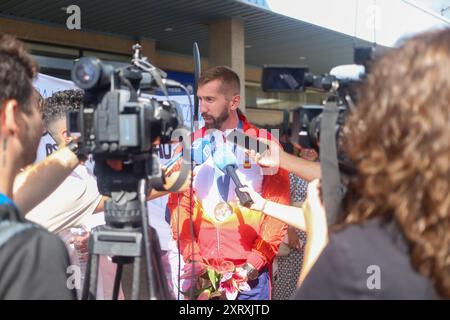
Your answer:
(0, 0), (376, 74)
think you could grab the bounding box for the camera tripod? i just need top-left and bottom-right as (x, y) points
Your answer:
(81, 178), (171, 300)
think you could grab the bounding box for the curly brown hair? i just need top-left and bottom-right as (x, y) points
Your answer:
(342, 28), (450, 298)
(43, 89), (84, 128)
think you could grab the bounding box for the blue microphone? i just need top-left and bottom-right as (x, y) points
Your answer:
(213, 147), (254, 208)
(163, 137), (211, 170)
(191, 137), (211, 165)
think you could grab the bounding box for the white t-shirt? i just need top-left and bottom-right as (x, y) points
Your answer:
(25, 164), (102, 234)
(34, 132), (58, 163)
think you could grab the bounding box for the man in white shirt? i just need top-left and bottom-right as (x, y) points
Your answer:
(25, 90), (106, 233)
(28, 89), (191, 299)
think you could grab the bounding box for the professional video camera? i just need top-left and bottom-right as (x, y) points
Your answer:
(262, 64), (363, 154)
(261, 47), (375, 225)
(68, 44), (191, 300)
(262, 47), (374, 153)
(68, 44), (185, 195)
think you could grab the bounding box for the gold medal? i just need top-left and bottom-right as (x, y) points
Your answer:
(214, 202), (233, 222)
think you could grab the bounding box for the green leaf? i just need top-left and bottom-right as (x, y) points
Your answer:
(208, 269), (218, 290)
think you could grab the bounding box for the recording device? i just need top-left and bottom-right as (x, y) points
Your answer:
(69, 51), (182, 157)
(261, 47), (374, 225)
(262, 63), (364, 153)
(226, 130), (269, 154)
(261, 66), (308, 92)
(293, 104), (348, 153)
(212, 147), (254, 208)
(68, 44), (192, 301)
(191, 137), (211, 165)
(161, 137), (211, 173)
(68, 46), (187, 197)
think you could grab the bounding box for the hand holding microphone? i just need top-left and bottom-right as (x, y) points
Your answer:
(212, 147), (254, 208)
(163, 137), (211, 172)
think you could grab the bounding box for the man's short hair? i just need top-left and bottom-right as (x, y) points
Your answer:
(198, 66), (240, 96)
(0, 34), (38, 114)
(43, 90), (84, 130)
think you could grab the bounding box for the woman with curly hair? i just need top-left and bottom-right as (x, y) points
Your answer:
(242, 28), (450, 299)
(293, 28), (450, 299)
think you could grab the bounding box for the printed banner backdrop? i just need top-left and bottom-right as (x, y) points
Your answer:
(33, 73), (202, 250)
(33, 73), (79, 98)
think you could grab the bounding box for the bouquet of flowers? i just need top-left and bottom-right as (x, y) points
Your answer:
(180, 260), (251, 300)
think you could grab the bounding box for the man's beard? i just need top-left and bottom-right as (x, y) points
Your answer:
(202, 108), (230, 129)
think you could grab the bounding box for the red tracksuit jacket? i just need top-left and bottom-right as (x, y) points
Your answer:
(168, 114), (290, 289)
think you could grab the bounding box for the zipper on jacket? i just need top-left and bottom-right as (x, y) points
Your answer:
(216, 226), (221, 259)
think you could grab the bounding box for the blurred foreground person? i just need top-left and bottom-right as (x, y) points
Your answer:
(0, 34), (74, 299)
(296, 28), (450, 299)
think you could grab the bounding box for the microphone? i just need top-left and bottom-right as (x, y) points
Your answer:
(212, 147), (254, 208)
(162, 137), (210, 170)
(191, 137), (211, 165)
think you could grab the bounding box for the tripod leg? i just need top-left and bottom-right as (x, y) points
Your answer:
(139, 179), (157, 299)
(150, 228), (171, 299)
(112, 263), (123, 300)
(81, 252), (92, 300)
(131, 257), (141, 300)
(87, 253), (99, 300)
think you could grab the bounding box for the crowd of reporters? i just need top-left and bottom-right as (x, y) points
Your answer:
(0, 26), (449, 300)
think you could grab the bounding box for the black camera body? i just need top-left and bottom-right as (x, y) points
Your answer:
(262, 62), (367, 153)
(68, 45), (183, 196)
(69, 48), (186, 299)
(292, 104), (346, 152)
(261, 48), (374, 225)
(69, 57), (182, 159)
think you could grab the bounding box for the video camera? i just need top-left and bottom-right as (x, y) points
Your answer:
(69, 44), (182, 158)
(68, 44), (185, 197)
(262, 63), (364, 154)
(262, 47), (374, 153)
(67, 44), (191, 300)
(261, 47), (375, 225)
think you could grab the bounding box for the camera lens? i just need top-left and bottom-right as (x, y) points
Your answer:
(71, 57), (102, 90)
(75, 63), (95, 85)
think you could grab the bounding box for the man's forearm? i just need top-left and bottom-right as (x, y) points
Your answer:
(147, 189), (169, 200)
(13, 147), (79, 215)
(280, 152), (321, 182)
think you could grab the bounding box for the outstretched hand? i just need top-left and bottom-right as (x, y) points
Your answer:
(246, 137), (284, 169)
(297, 178), (329, 285)
(237, 186), (267, 212)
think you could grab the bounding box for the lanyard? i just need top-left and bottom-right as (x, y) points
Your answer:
(0, 193), (15, 207)
(0, 193), (19, 214)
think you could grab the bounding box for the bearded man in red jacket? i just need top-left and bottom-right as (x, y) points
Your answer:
(168, 66), (290, 300)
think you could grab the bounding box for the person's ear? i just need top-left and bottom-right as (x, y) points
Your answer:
(229, 95), (241, 111)
(61, 129), (71, 144)
(1, 100), (20, 137)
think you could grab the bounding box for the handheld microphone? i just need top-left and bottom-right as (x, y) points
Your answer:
(191, 137), (211, 165)
(162, 137), (211, 171)
(212, 147), (254, 208)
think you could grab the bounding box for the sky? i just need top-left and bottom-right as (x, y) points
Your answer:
(266, 0), (450, 47)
